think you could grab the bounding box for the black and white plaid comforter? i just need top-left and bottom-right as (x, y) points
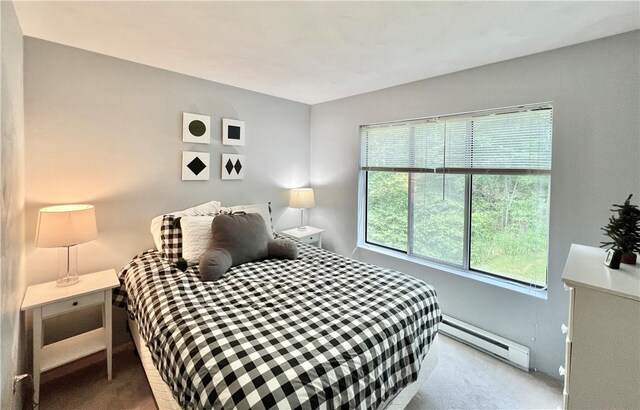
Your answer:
(114, 242), (441, 410)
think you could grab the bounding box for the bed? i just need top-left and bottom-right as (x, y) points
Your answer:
(114, 239), (441, 409)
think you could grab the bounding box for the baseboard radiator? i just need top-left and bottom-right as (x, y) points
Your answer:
(440, 314), (530, 371)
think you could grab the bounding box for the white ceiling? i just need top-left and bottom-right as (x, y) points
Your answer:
(13, 1), (640, 105)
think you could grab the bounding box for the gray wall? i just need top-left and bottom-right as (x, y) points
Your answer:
(1, 1), (25, 408)
(309, 31), (640, 378)
(23, 38), (310, 346)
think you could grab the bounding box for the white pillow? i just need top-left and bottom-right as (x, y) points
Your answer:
(150, 200), (222, 250)
(225, 203), (274, 238)
(181, 216), (215, 265)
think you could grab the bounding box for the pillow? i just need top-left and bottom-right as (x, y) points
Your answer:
(181, 216), (215, 265)
(150, 200), (222, 250)
(222, 203), (274, 238)
(159, 215), (182, 261)
(213, 213), (271, 265)
(268, 239), (298, 259)
(199, 250), (233, 281)
(199, 213), (297, 281)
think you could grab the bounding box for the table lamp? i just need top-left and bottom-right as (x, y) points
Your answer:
(35, 204), (97, 287)
(290, 188), (315, 230)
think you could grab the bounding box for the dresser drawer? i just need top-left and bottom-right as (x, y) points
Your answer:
(42, 291), (105, 319)
(563, 338), (572, 394)
(567, 286), (575, 341)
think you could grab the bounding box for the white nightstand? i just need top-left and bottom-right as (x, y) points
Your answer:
(21, 269), (119, 406)
(280, 226), (325, 247)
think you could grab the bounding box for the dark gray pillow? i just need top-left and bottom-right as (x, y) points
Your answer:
(268, 239), (298, 259)
(199, 213), (298, 281)
(212, 213), (270, 265)
(199, 249), (232, 281)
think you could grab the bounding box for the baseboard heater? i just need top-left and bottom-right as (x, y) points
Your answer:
(440, 314), (530, 371)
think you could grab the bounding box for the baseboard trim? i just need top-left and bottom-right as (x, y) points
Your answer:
(40, 341), (134, 385)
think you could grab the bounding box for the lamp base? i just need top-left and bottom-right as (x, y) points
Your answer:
(56, 275), (79, 287)
(297, 209), (308, 231)
(56, 246), (80, 287)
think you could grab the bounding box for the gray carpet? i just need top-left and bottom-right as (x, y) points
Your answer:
(409, 335), (562, 409)
(39, 334), (562, 409)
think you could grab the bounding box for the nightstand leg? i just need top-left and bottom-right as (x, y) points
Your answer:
(33, 307), (42, 406)
(106, 290), (112, 381)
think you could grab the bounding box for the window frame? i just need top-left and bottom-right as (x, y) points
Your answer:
(359, 104), (552, 290)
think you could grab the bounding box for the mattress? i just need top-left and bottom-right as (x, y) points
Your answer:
(114, 241), (441, 409)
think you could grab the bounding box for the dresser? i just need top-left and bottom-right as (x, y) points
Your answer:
(561, 244), (640, 410)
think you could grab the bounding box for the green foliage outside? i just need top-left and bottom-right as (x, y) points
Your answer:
(412, 173), (465, 264)
(366, 172), (408, 250)
(366, 171), (550, 287)
(470, 175), (550, 286)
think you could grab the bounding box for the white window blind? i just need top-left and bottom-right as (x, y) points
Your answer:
(361, 104), (552, 175)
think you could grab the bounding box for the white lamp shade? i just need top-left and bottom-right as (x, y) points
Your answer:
(35, 204), (98, 248)
(290, 188), (315, 209)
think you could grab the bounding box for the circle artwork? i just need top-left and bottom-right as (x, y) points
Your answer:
(189, 120), (207, 137)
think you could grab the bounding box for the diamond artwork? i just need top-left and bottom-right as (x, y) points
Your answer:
(221, 154), (245, 180)
(225, 159), (234, 175)
(182, 151), (210, 180)
(188, 157), (207, 176)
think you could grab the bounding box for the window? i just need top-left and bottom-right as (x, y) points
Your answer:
(360, 104), (552, 288)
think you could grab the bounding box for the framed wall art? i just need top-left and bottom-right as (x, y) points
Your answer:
(221, 153), (245, 180)
(182, 151), (210, 180)
(183, 113), (210, 144)
(222, 118), (245, 146)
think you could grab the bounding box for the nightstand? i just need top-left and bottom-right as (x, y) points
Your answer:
(280, 226), (325, 247)
(21, 269), (119, 406)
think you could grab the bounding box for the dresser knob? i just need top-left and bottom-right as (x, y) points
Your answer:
(72, 301), (78, 306)
(559, 365), (566, 376)
(561, 324), (568, 334)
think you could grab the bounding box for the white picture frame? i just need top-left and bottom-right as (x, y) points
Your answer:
(183, 113), (211, 144)
(222, 118), (245, 146)
(182, 151), (210, 180)
(221, 154), (245, 180)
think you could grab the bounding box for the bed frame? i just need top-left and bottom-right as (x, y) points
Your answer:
(129, 318), (439, 410)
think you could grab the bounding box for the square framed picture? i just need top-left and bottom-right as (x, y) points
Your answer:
(222, 118), (245, 146)
(183, 113), (210, 144)
(182, 151), (210, 180)
(221, 153), (245, 180)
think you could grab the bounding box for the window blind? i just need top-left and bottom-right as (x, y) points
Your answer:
(361, 104), (552, 175)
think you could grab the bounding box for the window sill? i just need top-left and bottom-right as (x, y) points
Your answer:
(357, 242), (548, 300)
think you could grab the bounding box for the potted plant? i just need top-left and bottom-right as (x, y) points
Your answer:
(601, 194), (640, 265)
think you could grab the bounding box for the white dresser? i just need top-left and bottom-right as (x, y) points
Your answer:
(561, 244), (640, 410)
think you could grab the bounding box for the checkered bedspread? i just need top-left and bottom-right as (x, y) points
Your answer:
(114, 242), (441, 410)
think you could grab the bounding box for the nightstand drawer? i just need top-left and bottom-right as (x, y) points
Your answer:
(299, 235), (318, 243)
(42, 291), (104, 319)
